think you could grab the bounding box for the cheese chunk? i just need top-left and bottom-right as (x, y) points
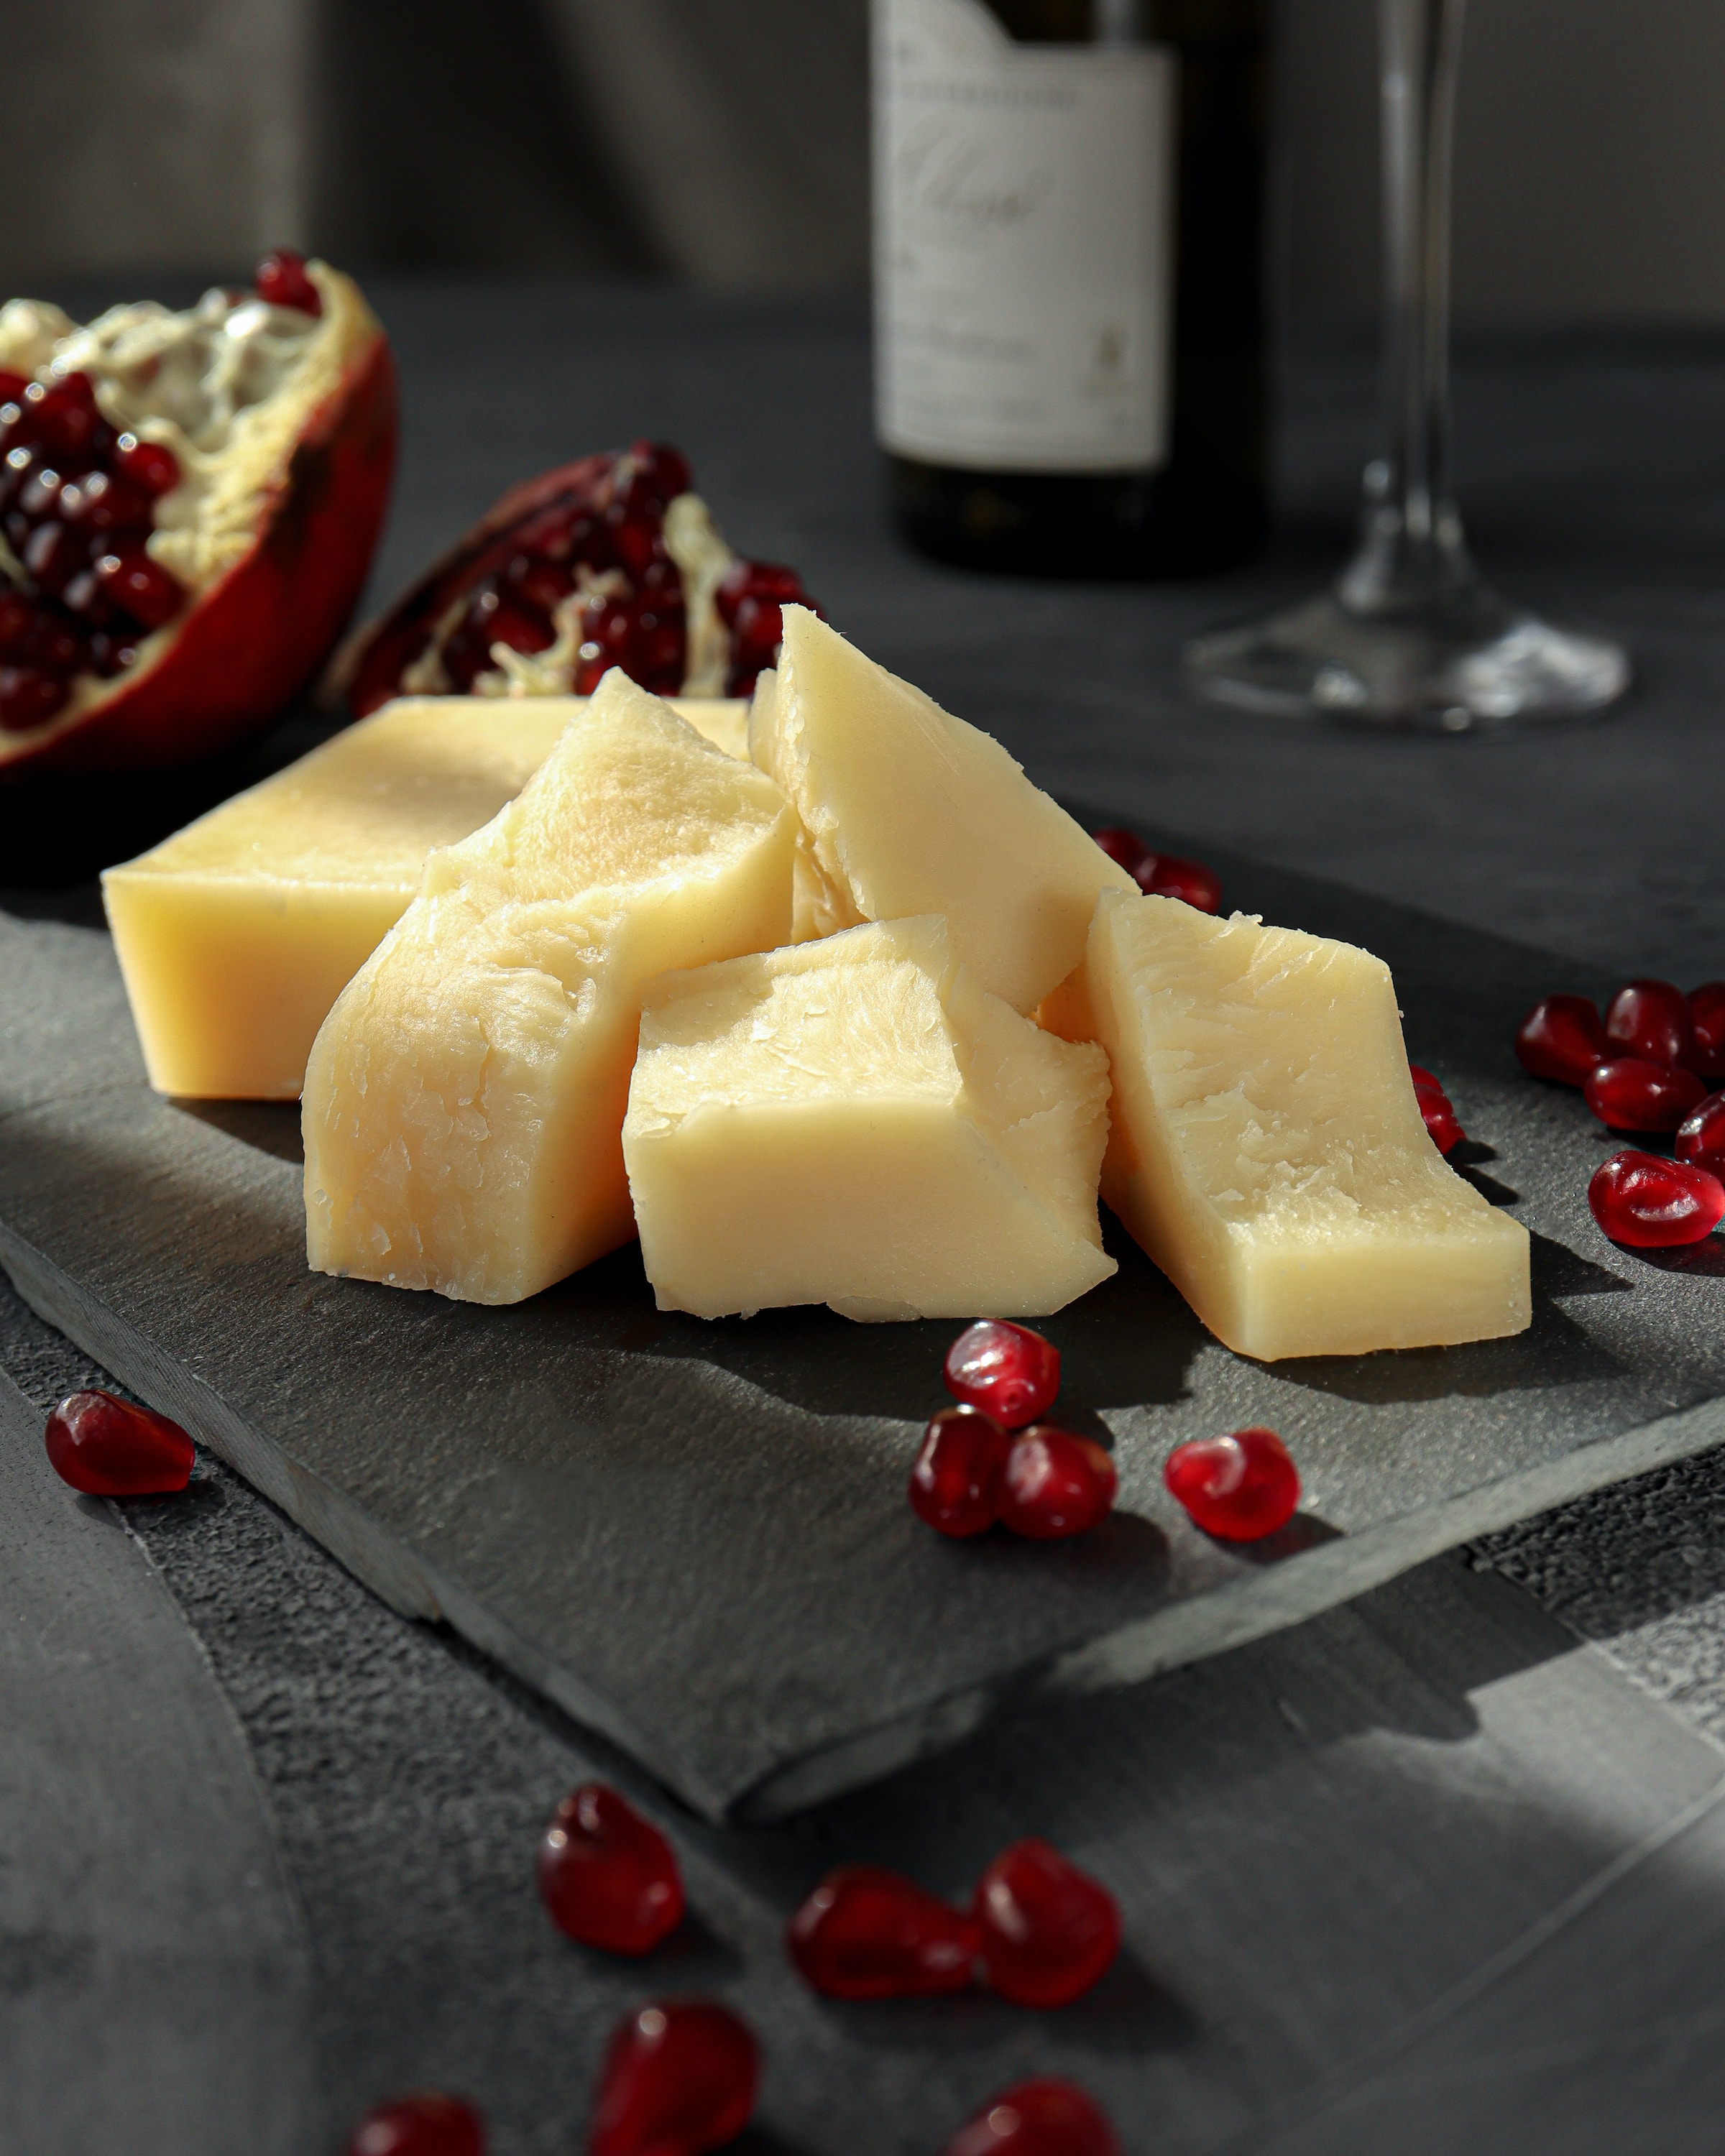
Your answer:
(104, 694), (749, 1100)
(749, 611), (1136, 1011)
(1043, 891), (1531, 1360)
(303, 674), (794, 1305)
(623, 916), (1116, 1322)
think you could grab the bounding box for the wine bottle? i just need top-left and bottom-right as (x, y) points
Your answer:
(873, 0), (1269, 576)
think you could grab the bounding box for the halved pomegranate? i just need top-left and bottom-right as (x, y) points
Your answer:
(0, 251), (395, 777)
(331, 442), (820, 715)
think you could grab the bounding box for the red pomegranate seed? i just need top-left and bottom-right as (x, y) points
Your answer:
(0, 665), (71, 732)
(972, 1838), (1121, 2009)
(1136, 852), (1221, 913)
(943, 2079), (1122, 2156)
(788, 1865), (981, 2000)
(587, 2000), (758, 2156)
(623, 440), (692, 507)
(43, 1388), (195, 1496)
(1606, 979), (1693, 1070)
(1583, 1056), (1706, 1133)
(1165, 1426), (1300, 1542)
(1589, 1150), (1725, 1248)
(255, 248), (323, 316)
(998, 1427), (1118, 1541)
(607, 508), (662, 582)
(1675, 1089), (1725, 1179)
(96, 545), (185, 630)
(538, 1784), (683, 1955)
(909, 1406), (1010, 1538)
(1090, 825), (1147, 874)
(944, 1319), (1060, 1429)
(349, 2091), (486, 2156)
(115, 432), (182, 497)
(0, 367), (28, 404)
(0, 591), (33, 656)
(60, 468), (154, 536)
(730, 594), (785, 671)
(1514, 993), (1607, 1084)
(25, 374), (106, 462)
(715, 558), (805, 627)
(1688, 983), (1725, 1081)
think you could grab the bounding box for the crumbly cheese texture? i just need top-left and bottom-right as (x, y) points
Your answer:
(302, 673), (794, 1304)
(624, 916), (1116, 1322)
(749, 610), (1136, 1011)
(103, 694), (750, 1100)
(1041, 890), (1531, 1360)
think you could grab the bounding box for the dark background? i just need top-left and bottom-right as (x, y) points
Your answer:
(6, 0), (1725, 319)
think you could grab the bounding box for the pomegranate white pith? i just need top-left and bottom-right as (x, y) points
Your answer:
(0, 257), (394, 775)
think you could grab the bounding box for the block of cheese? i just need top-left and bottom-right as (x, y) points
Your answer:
(1042, 891), (1530, 1360)
(103, 694), (749, 1100)
(623, 916), (1116, 1322)
(303, 674), (794, 1304)
(749, 610), (1136, 1010)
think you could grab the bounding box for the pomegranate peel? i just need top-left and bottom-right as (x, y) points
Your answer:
(0, 258), (395, 775)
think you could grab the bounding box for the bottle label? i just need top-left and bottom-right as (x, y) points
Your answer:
(873, 0), (1176, 473)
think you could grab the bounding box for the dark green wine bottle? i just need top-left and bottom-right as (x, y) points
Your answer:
(873, 0), (1269, 576)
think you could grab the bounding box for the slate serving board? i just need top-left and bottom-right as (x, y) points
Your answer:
(6, 837), (1725, 1825)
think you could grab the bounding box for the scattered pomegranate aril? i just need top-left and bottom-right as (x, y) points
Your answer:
(998, 1427), (1118, 1542)
(788, 1865), (982, 2000)
(1605, 978), (1694, 1071)
(587, 2000), (758, 2156)
(349, 2091), (486, 2156)
(1675, 1089), (1725, 1179)
(1165, 1426), (1300, 1542)
(972, 1838), (1121, 2009)
(943, 2078), (1122, 2156)
(1589, 1150), (1725, 1248)
(1514, 993), (1608, 1084)
(944, 1319), (1060, 1429)
(1136, 850), (1222, 913)
(538, 1782), (684, 1956)
(910, 1404), (1011, 1537)
(1688, 982), (1725, 1081)
(255, 247), (323, 317)
(1582, 1056), (1706, 1133)
(1090, 825), (1147, 875)
(43, 1388), (196, 1496)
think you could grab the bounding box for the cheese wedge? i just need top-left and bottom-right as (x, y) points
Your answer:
(103, 694), (749, 1100)
(623, 916), (1116, 1322)
(749, 610), (1136, 1011)
(1042, 890), (1530, 1360)
(303, 674), (794, 1304)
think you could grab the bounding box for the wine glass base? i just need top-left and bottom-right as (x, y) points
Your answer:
(1184, 589), (1632, 731)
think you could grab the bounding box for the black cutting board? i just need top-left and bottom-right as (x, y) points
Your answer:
(4, 837), (1724, 1823)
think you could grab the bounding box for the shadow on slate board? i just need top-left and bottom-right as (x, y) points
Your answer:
(5, 807), (1725, 1823)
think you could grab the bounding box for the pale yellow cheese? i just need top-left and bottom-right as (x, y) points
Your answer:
(302, 674), (794, 1304)
(1042, 890), (1531, 1360)
(103, 694), (749, 1100)
(623, 916), (1116, 1322)
(749, 611), (1136, 1011)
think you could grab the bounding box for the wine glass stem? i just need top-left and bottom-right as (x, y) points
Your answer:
(1347, 0), (1471, 608)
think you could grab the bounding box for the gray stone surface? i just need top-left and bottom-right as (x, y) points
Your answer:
(6, 848), (1725, 1826)
(6, 292), (1725, 2151)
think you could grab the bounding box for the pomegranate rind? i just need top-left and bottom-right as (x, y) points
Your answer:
(327, 455), (613, 719)
(0, 265), (396, 777)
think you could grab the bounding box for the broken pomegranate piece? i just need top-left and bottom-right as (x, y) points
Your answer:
(0, 253), (395, 775)
(333, 442), (821, 716)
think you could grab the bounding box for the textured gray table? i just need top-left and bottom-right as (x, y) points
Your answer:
(6, 286), (1725, 2156)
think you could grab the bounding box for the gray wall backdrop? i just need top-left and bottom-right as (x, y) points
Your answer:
(4, 0), (1725, 321)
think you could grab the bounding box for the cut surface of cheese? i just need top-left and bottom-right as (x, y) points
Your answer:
(303, 673), (794, 1305)
(623, 916), (1116, 1322)
(749, 610), (1136, 1011)
(1042, 890), (1530, 1360)
(102, 693), (749, 1100)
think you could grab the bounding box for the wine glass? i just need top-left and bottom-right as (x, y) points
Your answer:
(1184, 0), (1630, 731)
